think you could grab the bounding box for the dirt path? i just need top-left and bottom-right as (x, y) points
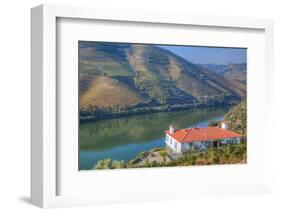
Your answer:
(132, 149), (172, 167)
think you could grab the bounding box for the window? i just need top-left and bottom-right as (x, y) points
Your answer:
(205, 141), (211, 148)
(174, 142), (177, 149)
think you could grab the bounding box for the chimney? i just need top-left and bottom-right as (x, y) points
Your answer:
(221, 121), (228, 130)
(169, 125), (174, 134)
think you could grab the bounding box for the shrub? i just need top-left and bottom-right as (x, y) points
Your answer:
(94, 159), (126, 169)
(208, 120), (220, 127)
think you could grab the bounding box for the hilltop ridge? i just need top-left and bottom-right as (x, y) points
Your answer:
(79, 42), (246, 122)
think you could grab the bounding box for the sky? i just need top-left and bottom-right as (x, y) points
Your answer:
(158, 45), (247, 65)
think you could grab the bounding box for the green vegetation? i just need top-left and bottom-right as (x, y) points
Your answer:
(163, 142), (246, 167)
(208, 120), (220, 127)
(159, 149), (167, 162)
(94, 159), (126, 169)
(92, 142), (246, 170)
(79, 42), (245, 122)
(225, 99), (247, 136)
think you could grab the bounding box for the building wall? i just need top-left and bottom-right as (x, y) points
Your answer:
(166, 134), (241, 154)
(181, 137), (241, 153)
(181, 140), (211, 152)
(165, 134), (181, 153)
(220, 137), (241, 145)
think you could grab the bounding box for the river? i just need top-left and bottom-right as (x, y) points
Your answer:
(79, 106), (230, 170)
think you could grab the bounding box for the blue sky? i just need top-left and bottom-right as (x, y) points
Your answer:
(158, 45), (247, 65)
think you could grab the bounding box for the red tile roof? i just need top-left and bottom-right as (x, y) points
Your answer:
(166, 127), (241, 143)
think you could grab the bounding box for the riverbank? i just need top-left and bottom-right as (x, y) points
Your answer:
(93, 141), (247, 170)
(80, 97), (240, 124)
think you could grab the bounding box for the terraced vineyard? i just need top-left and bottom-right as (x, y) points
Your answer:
(79, 42), (246, 122)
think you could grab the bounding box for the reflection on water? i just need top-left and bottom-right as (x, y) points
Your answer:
(79, 107), (230, 170)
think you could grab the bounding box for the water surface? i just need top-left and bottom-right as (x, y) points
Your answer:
(79, 107), (230, 170)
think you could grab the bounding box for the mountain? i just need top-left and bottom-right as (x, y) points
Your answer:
(198, 63), (247, 84)
(223, 63), (247, 84)
(79, 42), (246, 121)
(198, 63), (246, 97)
(196, 64), (227, 75)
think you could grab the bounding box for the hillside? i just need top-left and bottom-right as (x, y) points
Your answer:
(224, 63), (247, 84)
(197, 64), (227, 75)
(224, 100), (247, 136)
(80, 75), (147, 109)
(79, 42), (246, 121)
(199, 63), (247, 84)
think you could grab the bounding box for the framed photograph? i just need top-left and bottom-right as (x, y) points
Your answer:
(31, 4), (274, 208)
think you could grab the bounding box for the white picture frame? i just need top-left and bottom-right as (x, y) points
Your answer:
(31, 4), (274, 208)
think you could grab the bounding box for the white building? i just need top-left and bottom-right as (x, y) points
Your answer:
(165, 123), (241, 154)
